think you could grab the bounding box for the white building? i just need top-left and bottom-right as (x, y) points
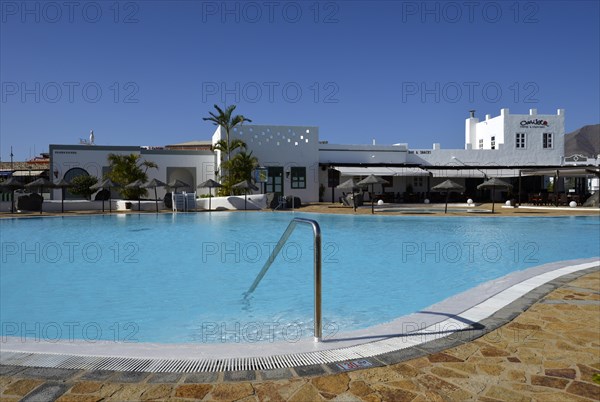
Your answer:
(212, 124), (320, 204)
(49, 145), (216, 200)
(49, 108), (598, 204)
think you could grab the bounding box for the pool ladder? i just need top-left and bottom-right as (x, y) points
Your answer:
(245, 218), (322, 342)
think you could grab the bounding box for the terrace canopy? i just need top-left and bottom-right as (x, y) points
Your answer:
(427, 168), (521, 178)
(334, 166), (429, 176)
(520, 167), (600, 177)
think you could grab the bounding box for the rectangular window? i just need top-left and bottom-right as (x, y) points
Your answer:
(290, 167), (306, 189)
(543, 133), (553, 149)
(413, 177), (424, 187)
(478, 139), (484, 149)
(491, 136), (496, 150)
(515, 133), (526, 149)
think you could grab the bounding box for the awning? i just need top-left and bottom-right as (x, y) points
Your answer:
(335, 166), (430, 176)
(427, 169), (521, 178)
(520, 167), (600, 177)
(11, 170), (46, 177)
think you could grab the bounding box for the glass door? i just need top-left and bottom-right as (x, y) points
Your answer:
(266, 167), (284, 197)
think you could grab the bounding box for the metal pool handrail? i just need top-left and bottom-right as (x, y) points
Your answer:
(244, 218), (322, 342)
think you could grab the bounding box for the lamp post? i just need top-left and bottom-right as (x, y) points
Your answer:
(451, 156), (489, 205)
(451, 156), (488, 180)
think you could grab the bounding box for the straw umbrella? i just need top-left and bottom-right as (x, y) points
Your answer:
(54, 179), (71, 213)
(431, 179), (465, 214)
(232, 180), (259, 210)
(477, 177), (513, 213)
(198, 179), (223, 211)
(357, 174), (389, 214)
(336, 179), (363, 212)
(25, 177), (54, 214)
(125, 179), (146, 211)
(0, 177), (24, 213)
(168, 179), (190, 193)
(91, 178), (118, 213)
(143, 178), (167, 213)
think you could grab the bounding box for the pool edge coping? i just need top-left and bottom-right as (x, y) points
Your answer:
(1, 259), (598, 379)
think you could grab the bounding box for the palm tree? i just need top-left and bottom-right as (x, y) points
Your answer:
(230, 151), (259, 187)
(203, 105), (252, 190)
(211, 138), (247, 162)
(105, 154), (158, 199)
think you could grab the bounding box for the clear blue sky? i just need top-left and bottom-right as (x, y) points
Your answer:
(1, 0), (599, 160)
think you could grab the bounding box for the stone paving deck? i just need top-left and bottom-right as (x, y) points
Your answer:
(1, 270), (599, 401)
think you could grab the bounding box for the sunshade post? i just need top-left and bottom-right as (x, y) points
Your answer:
(518, 171), (522, 207)
(154, 187), (159, 213)
(431, 179), (465, 214)
(555, 170), (560, 207)
(445, 191), (449, 214)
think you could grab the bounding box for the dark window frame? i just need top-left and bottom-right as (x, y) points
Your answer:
(543, 133), (553, 149)
(290, 166), (306, 189)
(515, 132), (526, 149)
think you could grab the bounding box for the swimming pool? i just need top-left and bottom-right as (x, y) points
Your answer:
(1, 213), (598, 344)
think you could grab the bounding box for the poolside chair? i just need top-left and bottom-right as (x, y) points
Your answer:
(559, 193), (568, 206)
(275, 196), (287, 210)
(340, 194), (351, 206)
(172, 192), (185, 211)
(185, 192), (197, 211)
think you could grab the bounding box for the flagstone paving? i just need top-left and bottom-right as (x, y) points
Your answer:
(1, 271), (599, 401)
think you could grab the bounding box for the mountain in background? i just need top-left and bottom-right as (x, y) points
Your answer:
(564, 124), (600, 158)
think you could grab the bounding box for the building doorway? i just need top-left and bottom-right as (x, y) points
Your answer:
(266, 167), (284, 198)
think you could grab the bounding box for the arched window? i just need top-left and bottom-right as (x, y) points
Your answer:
(63, 168), (89, 199)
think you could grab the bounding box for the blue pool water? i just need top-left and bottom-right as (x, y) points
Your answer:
(1, 213), (599, 343)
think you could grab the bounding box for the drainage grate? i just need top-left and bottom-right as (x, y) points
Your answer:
(0, 325), (456, 373)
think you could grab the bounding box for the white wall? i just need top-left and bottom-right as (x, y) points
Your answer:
(407, 109), (565, 167)
(217, 124), (321, 202)
(49, 145), (216, 200)
(49, 145), (139, 200)
(319, 144), (408, 164)
(141, 149), (216, 198)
